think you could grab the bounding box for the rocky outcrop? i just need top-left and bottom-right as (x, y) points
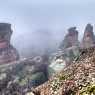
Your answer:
(48, 27), (81, 76)
(0, 23), (19, 64)
(60, 27), (79, 49)
(51, 27), (80, 73)
(81, 24), (95, 48)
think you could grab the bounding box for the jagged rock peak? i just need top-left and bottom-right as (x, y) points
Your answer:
(60, 26), (79, 49)
(81, 23), (95, 48)
(68, 27), (78, 35)
(85, 23), (93, 33)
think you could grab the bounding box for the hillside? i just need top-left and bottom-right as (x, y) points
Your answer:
(32, 47), (95, 95)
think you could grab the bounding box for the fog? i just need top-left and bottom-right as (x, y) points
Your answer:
(0, 0), (95, 57)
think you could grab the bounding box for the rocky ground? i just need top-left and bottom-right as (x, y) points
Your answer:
(31, 47), (95, 95)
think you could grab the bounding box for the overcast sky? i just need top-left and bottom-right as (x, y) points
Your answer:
(0, 0), (95, 57)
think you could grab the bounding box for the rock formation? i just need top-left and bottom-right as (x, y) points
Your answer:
(0, 23), (19, 64)
(81, 23), (95, 48)
(48, 27), (80, 76)
(53, 27), (80, 71)
(60, 27), (79, 49)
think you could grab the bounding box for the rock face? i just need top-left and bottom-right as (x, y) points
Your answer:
(60, 27), (79, 49)
(33, 47), (95, 95)
(81, 24), (95, 48)
(0, 23), (19, 64)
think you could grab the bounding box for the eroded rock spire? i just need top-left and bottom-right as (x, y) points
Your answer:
(81, 23), (95, 48)
(0, 23), (19, 64)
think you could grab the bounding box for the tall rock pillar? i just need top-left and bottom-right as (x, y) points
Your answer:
(60, 27), (79, 49)
(81, 24), (95, 48)
(0, 23), (19, 64)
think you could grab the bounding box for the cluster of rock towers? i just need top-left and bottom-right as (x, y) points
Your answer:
(60, 23), (95, 49)
(0, 23), (95, 64)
